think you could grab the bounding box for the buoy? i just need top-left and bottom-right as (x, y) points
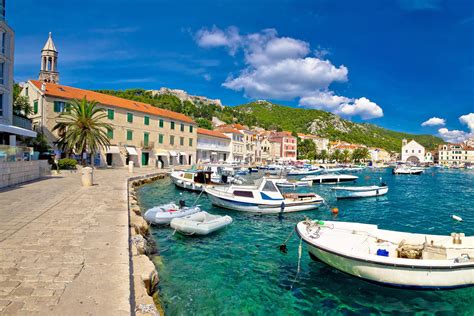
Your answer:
(452, 215), (463, 222)
(331, 207), (339, 215)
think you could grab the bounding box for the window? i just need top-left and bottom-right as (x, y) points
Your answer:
(25, 86), (29, 97)
(180, 123), (184, 132)
(144, 116), (150, 125)
(158, 134), (163, 144)
(53, 101), (67, 113)
(0, 93), (2, 116)
(170, 135), (175, 145)
(144, 132), (149, 146)
(189, 125), (193, 133)
(159, 119), (164, 128)
(234, 190), (254, 198)
(189, 138), (193, 146)
(127, 130), (133, 141)
(171, 121), (175, 130)
(180, 137), (184, 146)
(0, 32), (5, 54)
(107, 109), (114, 120)
(107, 128), (114, 139)
(33, 100), (38, 114)
(127, 113), (133, 123)
(0, 62), (3, 85)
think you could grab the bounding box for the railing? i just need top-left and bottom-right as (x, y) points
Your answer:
(12, 115), (33, 130)
(0, 145), (34, 162)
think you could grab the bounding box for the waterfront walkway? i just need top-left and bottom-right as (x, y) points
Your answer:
(0, 168), (155, 315)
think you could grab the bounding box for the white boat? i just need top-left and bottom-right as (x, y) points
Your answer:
(275, 179), (312, 188)
(144, 203), (201, 225)
(205, 178), (324, 214)
(296, 220), (474, 289)
(170, 211), (233, 235)
(301, 173), (358, 184)
(342, 166), (365, 172)
(287, 168), (322, 176)
(331, 185), (388, 199)
(392, 167), (424, 175)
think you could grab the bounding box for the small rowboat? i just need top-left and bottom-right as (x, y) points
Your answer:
(392, 167), (424, 175)
(275, 180), (312, 188)
(170, 211), (233, 235)
(144, 203), (201, 225)
(296, 220), (474, 289)
(331, 185), (388, 199)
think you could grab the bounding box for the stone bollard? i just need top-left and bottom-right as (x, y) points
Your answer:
(129, 161), (134, 173)
(81, 167), (93, 187)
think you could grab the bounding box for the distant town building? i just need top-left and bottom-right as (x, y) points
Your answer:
(0, 0), (37, 145)
(196, 128), (230, 163)
(297, 133), (329, 152)
(215, 126), (244, 163)
(368, 148), (391, 163)
(401, 139), (425, 163)
(438, 143), (474, 166)
(330, 141), (364, 154)
(255, 132), (271, 163)
(268, 131), (297, 161)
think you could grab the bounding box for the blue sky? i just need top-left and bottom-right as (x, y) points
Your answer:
(10, 0), (474, 141)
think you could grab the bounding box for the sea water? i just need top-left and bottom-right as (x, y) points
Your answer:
(137, 168), (474, 315)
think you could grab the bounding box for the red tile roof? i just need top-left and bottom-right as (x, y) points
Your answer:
(215, 126), (243, 134)
(30, 80), (195, 124)
(197, 128), (230, 139)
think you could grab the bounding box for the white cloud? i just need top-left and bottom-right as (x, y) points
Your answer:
(438, 128), (471, 143)
(194, 26), (383, 120)
(459, 113), (474, 132)
(203, 74), (212, 81)
(421, 117), (446, 126)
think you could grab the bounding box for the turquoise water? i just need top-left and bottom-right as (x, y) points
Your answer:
(137, 169), (474, 315)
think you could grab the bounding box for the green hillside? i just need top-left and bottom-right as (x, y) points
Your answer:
(95, 89), (443, 152)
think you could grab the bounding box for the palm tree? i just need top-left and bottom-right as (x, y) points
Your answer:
(342, 149), (351, 163)
(320, 150), (328, 163)
(53, 97), (112, 166)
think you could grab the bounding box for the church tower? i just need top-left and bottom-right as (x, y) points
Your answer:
(38, 32), (59, 84)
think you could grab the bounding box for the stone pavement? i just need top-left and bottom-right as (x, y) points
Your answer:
(0, 168), (155, 315)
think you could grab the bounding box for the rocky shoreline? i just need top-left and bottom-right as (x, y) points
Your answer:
(128, 173), (168, 316)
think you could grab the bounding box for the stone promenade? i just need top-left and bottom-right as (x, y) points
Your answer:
(0, 168), (154, 315)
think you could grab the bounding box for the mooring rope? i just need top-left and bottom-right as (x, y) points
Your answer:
(290, 237), (303, 290)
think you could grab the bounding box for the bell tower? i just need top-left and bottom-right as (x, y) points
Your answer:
(39, 32), (59, 84)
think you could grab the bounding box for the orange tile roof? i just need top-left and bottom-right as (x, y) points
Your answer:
(30, 80), (195, 124)
(215, 126), (243, 134)
(217, 123), (246, 130)
(197, 128), (230, 140)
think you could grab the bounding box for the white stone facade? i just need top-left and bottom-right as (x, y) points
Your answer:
(401, 139), (425, 163)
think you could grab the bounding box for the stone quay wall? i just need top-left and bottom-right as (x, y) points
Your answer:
(0, 160), (50, 189)
(128, 173), (168, 316)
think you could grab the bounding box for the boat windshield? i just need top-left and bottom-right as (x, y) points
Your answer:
(262, 180), (279, 192)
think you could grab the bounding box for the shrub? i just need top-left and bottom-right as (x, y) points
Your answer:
(57, 158), (78, 170)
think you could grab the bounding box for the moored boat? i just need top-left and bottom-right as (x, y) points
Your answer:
(205, 178), (324, 214)
(392, 166), (424, 175)
(287, 168), (322, 176)
(144, 202), (201, 225)
(331, 185), (388, 199)
(296, 220), (474, 289)
(275, 179), (312, 188)
(301, 173), (358, 184)
(170, 211), (233, 235)
(170, 170), (214, 191)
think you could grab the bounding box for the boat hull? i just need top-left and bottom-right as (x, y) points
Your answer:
(333, 187), (388, 199)
(305, 243), (473, 289)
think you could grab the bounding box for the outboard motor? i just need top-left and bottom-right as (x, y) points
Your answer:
(178, 200), (186, 209)
(221, 174), (228, 184)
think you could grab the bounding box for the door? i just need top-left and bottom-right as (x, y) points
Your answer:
(106, 153), (113, 166)
(141, 152), (149, 166)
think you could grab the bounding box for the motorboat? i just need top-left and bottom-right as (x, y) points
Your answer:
(248, 167), (259, 173)
(301, 174), (358, 184)
(144, 202), (201, 225)
(392, 167), (424, 175)
(287, 168), (322, 176)
(331, 184), (388, 199)
(170, 211), (233, 235)
(341, 166), (365, 172)
(205, 178), (324, 214)
(275, 179), (312, 188)
(170, 170), (215, 191)
(296, 220), (474, 289)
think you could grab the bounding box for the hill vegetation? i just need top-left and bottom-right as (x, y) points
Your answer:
(95, 89), (443, 152)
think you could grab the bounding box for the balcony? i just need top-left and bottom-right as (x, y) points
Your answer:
(12, 115), (33, 130)
(141, 141), (155, 150)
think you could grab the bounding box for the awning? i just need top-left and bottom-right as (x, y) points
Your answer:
(179, 152), (187, 156)
(211, 152), (217, 155)
(169, 151), (177, 156)
(0, 123), (37, 138)
(125, 146), (138, 155)
(106, 145), (120, 154)
(155, 149), (168, 156)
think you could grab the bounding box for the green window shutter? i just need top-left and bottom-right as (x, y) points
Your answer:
(189, 138), (193, 146)
(33, 100), (38, 114)
(171, 121), (175, 129)
(127, 113), (133, 123)
(127, 130), (133, 141)
(144, 133), (149, 145)
(53, 101), (60, 112)
(180, 123), (184, 132)
(159, 119), (164, 128)
(108, 109), (114, 120)
(158, 134), (163, 144)
(107, 128), (114, 139)
(180, 137), (184, 146)
(189, 125), (193, 133)
(170, 135), (174, 145)
(144, 116), (150, 125)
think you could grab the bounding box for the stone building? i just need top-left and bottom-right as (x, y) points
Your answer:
(196, 128), (230, 163)
(438, 143), (474, 166)
(268, 131), (297, 161)
(215, 126), (244, 163)
(298, 133), (329, 152)
(401, 139), (425, 163)
(38, 32), (59, 84)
